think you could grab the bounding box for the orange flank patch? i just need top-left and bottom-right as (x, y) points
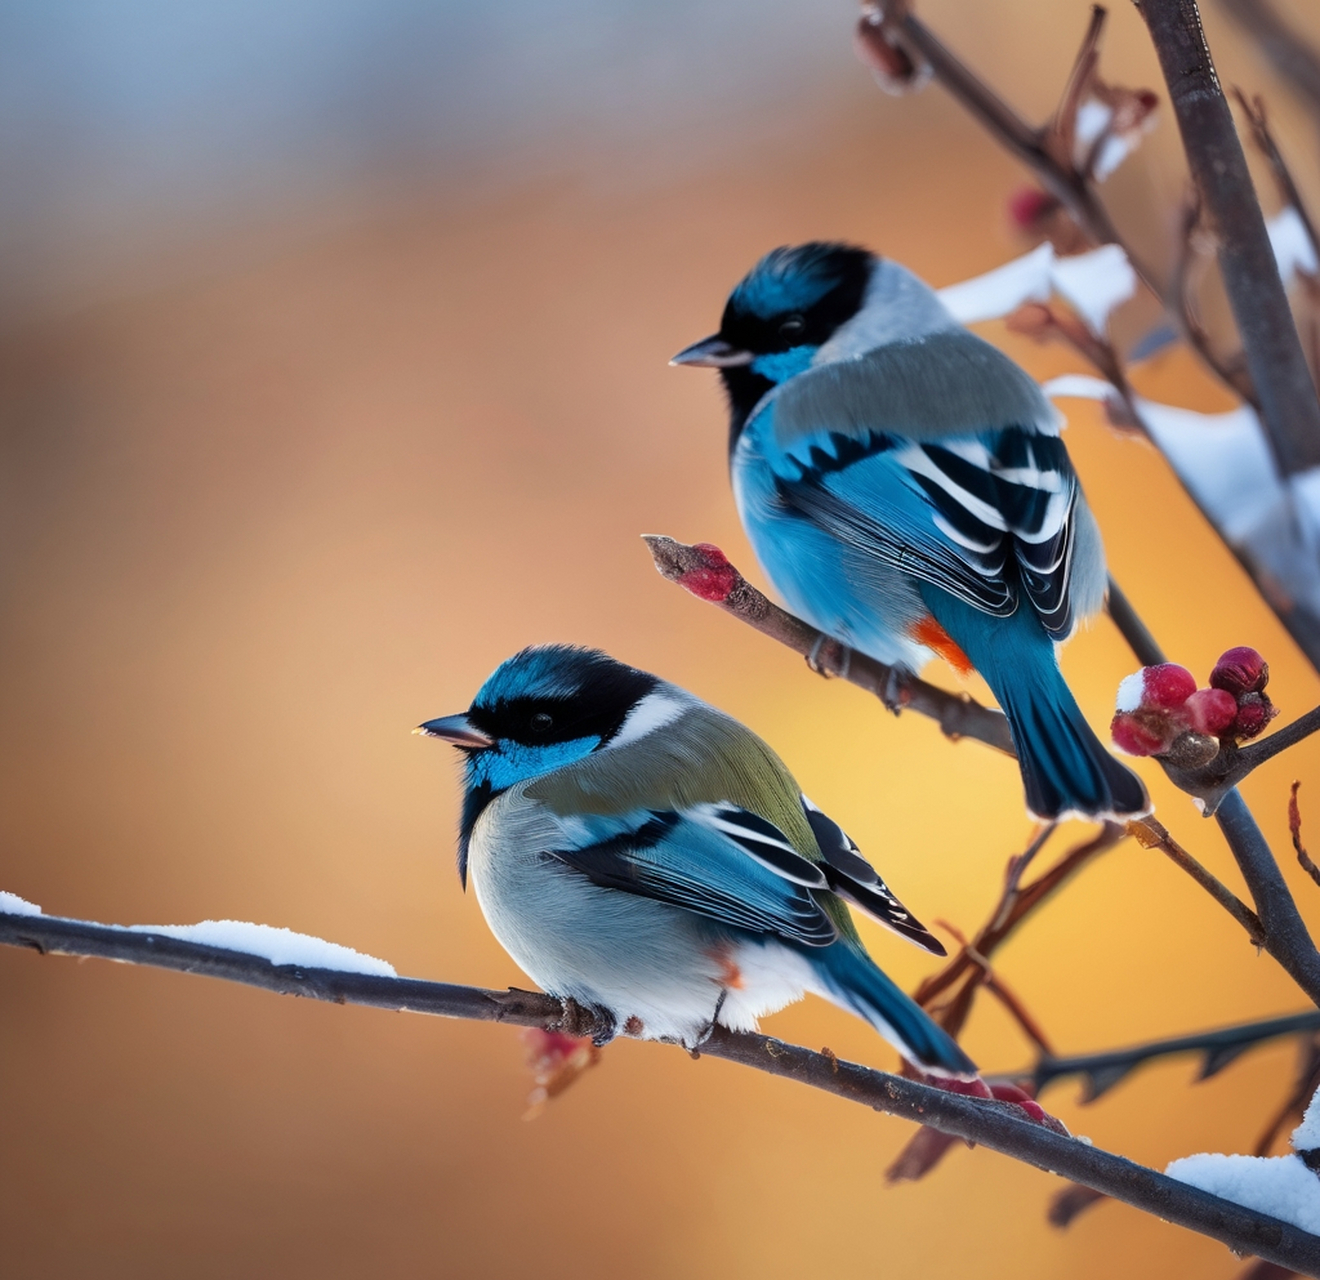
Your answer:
(708, 948), (745, 990)
(910, 615), (974, 677)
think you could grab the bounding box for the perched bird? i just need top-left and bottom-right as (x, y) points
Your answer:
(418, 644), (974, 1077)
(672, 241), (1149, 821)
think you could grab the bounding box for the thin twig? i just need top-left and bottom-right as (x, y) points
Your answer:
(1292, 781), (1320, 889)
(1255, 1034), (1320, 1156)
(4, 909), (1320, 1274)
(1219, 0), (1320, 122)
(1033, 1009), (1320, 1099)
(1233, 89), (1320, 260)
(1130, 816), (1266, 945)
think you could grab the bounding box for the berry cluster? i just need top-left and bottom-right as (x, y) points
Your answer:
(1110, 647), (1277, 764)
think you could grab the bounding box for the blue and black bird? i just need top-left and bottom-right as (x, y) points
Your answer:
(419, 644), (975, 1076)
(672, 241), (1148, 821)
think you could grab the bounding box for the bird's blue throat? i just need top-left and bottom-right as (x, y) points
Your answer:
(456, 734), (602, 887)
(720, 346), (817, 452)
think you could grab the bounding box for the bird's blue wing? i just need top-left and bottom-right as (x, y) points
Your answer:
(548, 804), (838, 947)
(746, 333), (1082, 637)
(771, 425), (1079, 637)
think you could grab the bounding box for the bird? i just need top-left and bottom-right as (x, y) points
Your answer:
(671, 241), (1149, 822)
(418, 643), (975, 1077)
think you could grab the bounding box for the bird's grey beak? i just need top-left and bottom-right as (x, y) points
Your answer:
(414, 714), (494, 749)
(670, 335), (755, 368)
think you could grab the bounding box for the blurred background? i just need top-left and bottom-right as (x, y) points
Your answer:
(4, 0), (1320, 1276)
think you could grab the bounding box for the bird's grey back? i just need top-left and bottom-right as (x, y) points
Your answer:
(767, 329), (1059, 450)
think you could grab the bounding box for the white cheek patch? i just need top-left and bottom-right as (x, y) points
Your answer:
(608, 692), (688, 749)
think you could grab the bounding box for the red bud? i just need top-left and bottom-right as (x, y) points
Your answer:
(1231, 692), (1278, 741)
(677, 543), (739, 603)
(1210, 646), (1269, 697)
(1183, 687), (1238, 736)
(1008, 186), (1059, 230)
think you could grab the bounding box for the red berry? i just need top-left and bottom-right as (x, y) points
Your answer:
(1183, 687), (1238, 736)
(1111, 710), (1173, 756)
(1141, 663), (1197, 711)
(1210, 646), (1269, 696)
(1231, 692), (1277, 741)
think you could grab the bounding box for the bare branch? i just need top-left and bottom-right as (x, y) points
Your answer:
(1141, 0), (1320, 481)
(1033, 1009), (1320, 1100)
(4, 908), (1320, 1274)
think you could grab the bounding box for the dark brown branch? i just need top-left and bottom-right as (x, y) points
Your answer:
(1219, 0), (1320, 121)
(1033, 1009), (1320, 1100)
(1141, 0), (1320, 480)
(4, 909), (1320, 1274)
(642, 535), (1015, 753)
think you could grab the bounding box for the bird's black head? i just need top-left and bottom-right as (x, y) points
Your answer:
(417, 645), (661, 887)
(672, 242), (876, 447)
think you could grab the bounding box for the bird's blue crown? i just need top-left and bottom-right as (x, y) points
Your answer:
(729, 241), (874, 321)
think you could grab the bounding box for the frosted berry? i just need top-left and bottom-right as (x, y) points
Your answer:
(1111, 710), (1173, 756)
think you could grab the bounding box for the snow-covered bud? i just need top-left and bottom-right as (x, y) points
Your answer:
(1137, 663), (1198, 711)
(1183, 687), (1238, 736)
(1231, 692), (1278, 741)
(1111, 709), (1175, 757)
(1210, 646), (1269, 697)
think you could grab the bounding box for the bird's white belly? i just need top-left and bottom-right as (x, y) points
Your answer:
(466, 788), (823, 1045)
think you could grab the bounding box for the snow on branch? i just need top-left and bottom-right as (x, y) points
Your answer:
(4, 901), (1320, 1273)
(1169, 1089), (1320, 1236)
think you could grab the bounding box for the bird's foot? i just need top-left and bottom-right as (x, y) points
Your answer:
(555, 996), (617, 1047)
(881, 665), (909, 715)
(689, 989), (728, 1056)
(806, 635), (852, 679)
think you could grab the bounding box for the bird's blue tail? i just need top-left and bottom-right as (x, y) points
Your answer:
(929, 592), (1149, 821)
(813, 941), (976, 1077)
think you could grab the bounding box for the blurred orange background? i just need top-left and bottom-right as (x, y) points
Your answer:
(4, 1), (1320, 1276)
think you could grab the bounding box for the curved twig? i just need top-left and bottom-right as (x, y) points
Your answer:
(3, 907), (1320, 1275)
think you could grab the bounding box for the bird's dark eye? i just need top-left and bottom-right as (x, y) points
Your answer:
(530, 712), (554, 733)
(778, 314), (806, 340)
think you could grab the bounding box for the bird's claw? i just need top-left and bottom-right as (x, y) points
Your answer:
(806, 635), (852, 680)
(556, 995), (616, 1046)
(881, 666), (908, 714)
